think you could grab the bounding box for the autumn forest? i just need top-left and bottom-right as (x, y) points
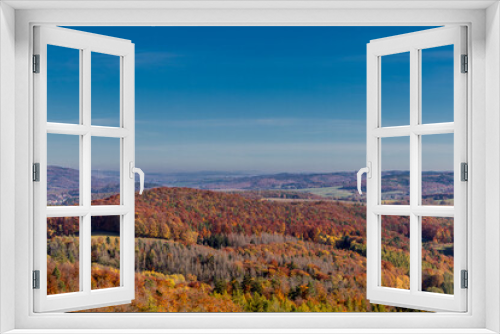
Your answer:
(47, 171), (454, 313)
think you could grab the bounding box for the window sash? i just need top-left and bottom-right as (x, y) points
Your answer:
(366, 26), (468, 312)
(32, 25), (136, 313)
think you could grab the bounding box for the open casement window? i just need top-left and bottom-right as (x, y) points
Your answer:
(33, 26), (140, 312)
(365, 26), (467, 312)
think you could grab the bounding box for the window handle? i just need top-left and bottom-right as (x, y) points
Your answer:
(129, 162), (145, 195)
(357, 162), (371, 195)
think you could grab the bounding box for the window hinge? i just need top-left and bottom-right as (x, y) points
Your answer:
(461, 54), (468, 73)
(33, 163), (40, 182)
(33, 270), (40, 289)
(461, 270), (468, 289)
(461, 162), (468, 181)
(33, 54), (40, 73)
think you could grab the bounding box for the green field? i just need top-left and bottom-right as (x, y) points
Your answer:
(296, 186), (354, 199)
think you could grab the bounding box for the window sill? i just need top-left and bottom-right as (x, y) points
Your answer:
(5, 329), (499, 334)
(3, 330), (498, 334)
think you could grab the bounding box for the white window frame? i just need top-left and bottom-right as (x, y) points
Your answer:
(0, 1), (499, 333)
(366, 26), (468, 312)
(33, 26), (136, 312)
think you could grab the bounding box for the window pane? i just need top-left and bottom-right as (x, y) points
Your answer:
(421, 134), (454, 206)
(47, 134), (79, 206)
(381, 52), (410, 127)
(92, 52), (120, 127)
(47, 217), (80, 295)
(47, 45), (80, 124)
(421, 217), (454, 295)
(421, 45), (454, 124)
(91, 137), (120, 205)
(381, 137), (410, 205)
(91, 215), (120, 290)
(381, 215), (410, 290)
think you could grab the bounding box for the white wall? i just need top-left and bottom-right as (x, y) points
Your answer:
(0, 2), (16, 333)
(486, 2), (500, 333)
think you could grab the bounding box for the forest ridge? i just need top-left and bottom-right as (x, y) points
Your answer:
(47, 166), (454, 206)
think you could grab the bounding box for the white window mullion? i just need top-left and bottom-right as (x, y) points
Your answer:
(46, 123), (129, 138)
(90, 126), (129, 138)
(46, 205), (130, 217)
(409, 47), (420, 294)
(121, 46), (135, 297)
(82, 48), (91, 208)
(372, 126), (411, 138)
(365, 45), (379, 299)
(416, 47), (424, 295)
(33, 27), (48, 307)
(373, 205), (455, 217)
(413, 123), (454, 135)
(81, 47), (92, 295)
(120, 215), (125, 287)
(81, 214), (91, 294)
(374, 124), (454, 138)
(47, 123), (87, 135)
(453, 26), (468, 306)
(377, 137), (382, 289)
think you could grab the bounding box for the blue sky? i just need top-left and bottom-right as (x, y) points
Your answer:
(47, 26), (453, 174)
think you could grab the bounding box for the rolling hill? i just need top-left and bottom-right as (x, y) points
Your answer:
(47, 166), (454, 205)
